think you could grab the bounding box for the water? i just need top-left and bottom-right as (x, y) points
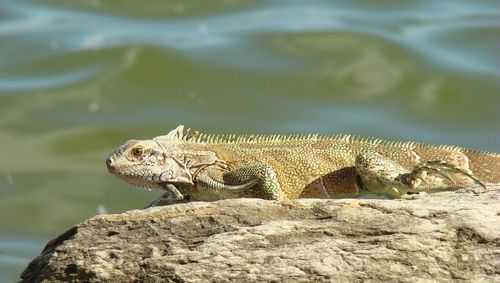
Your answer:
(1, 0), (499, 281)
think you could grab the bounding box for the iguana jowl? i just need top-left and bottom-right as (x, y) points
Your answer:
(106, 125), (499, 203)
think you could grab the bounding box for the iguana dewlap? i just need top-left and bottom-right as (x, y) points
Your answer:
(106, 125), (499, 203)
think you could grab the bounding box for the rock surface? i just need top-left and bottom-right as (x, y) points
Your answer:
(21, 186), (499, 282)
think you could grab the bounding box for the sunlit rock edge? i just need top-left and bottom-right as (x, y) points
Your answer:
(20, 185), (499, 282)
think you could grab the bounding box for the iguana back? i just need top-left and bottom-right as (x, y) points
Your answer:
(199, 135), (499, 198)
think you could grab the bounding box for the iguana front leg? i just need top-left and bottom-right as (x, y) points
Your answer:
(145, 184), (190, 208)
(197, 164), (287, 201)
(355, 152), (486, 198)
(162, 183), (185, 201)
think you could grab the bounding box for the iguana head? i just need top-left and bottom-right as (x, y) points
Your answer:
(106, 125), (218, 190)
(106, 137), (194, 190)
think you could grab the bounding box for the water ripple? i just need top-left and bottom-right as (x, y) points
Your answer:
(0, 65), (103, 92)
(0, 1), (498, 75)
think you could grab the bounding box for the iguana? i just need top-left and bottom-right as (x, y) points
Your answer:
(106, 125), (499, 204)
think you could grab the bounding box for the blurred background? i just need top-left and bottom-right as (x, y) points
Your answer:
(1, 0), (499, 280)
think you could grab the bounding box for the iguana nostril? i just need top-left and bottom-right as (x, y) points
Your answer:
(106, 157), (115, 170)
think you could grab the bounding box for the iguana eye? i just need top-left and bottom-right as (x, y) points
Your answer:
(131, 147), (143, 157)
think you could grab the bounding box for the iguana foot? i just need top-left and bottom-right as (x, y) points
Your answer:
(355, 152), (485, 198)
(395, 160), (486, 190)
(162, 183), (186, 201)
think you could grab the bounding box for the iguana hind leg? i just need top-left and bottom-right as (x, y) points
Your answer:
(355, 152), (485, 198)
(199, 164), (287, 201)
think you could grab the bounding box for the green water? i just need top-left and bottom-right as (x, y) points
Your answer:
(1, 0), (499, 281)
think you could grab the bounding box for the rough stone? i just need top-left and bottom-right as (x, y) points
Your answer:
(20, 185), (500, 282)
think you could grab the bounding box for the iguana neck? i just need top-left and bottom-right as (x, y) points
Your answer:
(155, 139), (227, 182)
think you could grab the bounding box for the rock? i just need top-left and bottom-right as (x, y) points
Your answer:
(20, 186), (499, 282)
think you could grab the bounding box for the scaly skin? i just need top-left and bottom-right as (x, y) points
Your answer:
(106, 125), (499, 204)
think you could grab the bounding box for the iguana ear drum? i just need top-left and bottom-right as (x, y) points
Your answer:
(160, 170), (173, 182)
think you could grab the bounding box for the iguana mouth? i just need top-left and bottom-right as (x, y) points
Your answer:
(112, 172), (162, 191)
(114, 171), (192, 201)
